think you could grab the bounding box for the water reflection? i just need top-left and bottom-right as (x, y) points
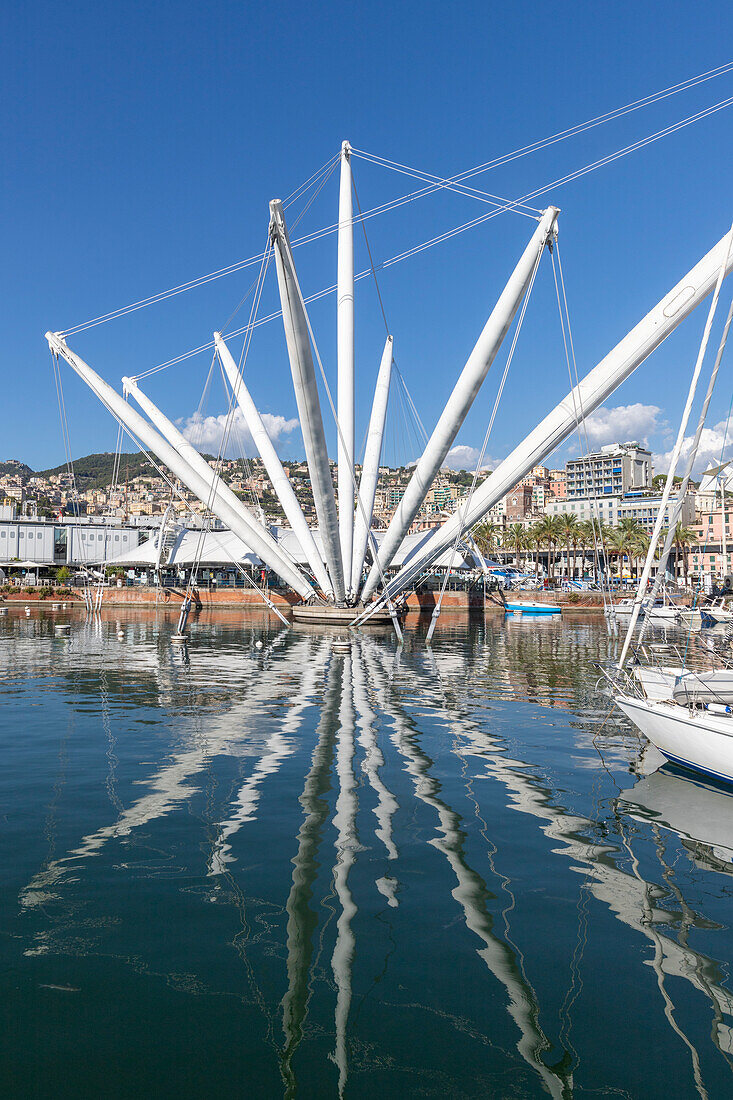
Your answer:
(2, 608), (733, 1096)
(620, 763), (733, 876)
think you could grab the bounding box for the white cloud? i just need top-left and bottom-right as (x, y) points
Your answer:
(580, 403), (667, 449)
(178, 408), (300, 457)
(441, 444), (496, 472)
(653, 417), (733, 478)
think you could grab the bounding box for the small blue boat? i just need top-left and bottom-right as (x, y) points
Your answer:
(505, 600), (561, 615)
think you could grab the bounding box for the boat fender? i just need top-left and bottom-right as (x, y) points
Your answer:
(706, 702), (733, 715)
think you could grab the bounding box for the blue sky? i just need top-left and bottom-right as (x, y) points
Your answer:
(3, 0), (733, 475)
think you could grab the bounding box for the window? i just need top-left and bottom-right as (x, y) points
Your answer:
(0, 531), (4, 538)
(28, 533), (33, 539)
(98, 534), (103, 541)
(115, 534), (119, 542)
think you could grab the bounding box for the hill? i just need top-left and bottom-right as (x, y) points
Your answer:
(0, 459), (33, 479)
(36, 452), (156, 489)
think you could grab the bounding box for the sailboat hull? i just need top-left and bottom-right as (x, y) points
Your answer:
(617, 694), (733, 784)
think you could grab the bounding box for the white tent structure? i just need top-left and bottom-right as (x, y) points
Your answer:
(107, 529), (261, 570)
(107, 525), (477, 574)
(45, 139), (733, 628)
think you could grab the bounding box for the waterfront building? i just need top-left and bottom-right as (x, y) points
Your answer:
(687, 504), (733, 580)
(548, 470), (566, 500)
(531, 484), (550, 511)
(0, 511), (140, 567)
(565, 442), (652, 499)
(519, 464), (550, 488)
(694, 487), (719, 512)
(545, 491), (695, 534)
(505, 485), (534, 520)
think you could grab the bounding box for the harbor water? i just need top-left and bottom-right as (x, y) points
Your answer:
(1, 607), (733, 1098)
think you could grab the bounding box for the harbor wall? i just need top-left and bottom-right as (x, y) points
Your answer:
(1, 585), (613, 612)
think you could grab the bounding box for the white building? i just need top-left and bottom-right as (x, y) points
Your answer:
(565, 442), (652, 500)
(545, 491), (695, 533)
(0, 515), (140, 567)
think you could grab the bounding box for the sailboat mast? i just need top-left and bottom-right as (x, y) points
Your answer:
(358, 220), (733, 618)
(337, 141), (356, 595)
(617, 222), (733, 668)
(270, 199), (346, 602)
(351, 335), (393, 595)
(360, 205), (559, 602)
(215, 332), (335, 598)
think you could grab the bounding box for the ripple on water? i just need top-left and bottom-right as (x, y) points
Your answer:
(1, 608), (732, 1098)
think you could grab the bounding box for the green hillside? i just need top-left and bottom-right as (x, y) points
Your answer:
(0, 460), (33, 479)
(36, 452), (156, 489)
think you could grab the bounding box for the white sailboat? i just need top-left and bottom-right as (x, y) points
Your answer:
(613, 223), (733, 783)
(616, 694), (733, 783)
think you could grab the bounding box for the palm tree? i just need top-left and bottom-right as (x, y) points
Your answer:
(550, 515), (566, 581)
(528, 522), (544, 581)
(605, 526), (630, 580)
(616, 518), (647, 578)
(575, 519), (599, 580)
(533, 515), (561, 582)
(630, 530), (650, 578)
(673, 523), (696, 588)
(504, 523), (526, 571)
(556, 513), (580, 580)
(473, 520), (500, 562)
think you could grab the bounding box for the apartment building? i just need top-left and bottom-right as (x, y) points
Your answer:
(545, 491), (695, 533)
(565, 443), (652, 499)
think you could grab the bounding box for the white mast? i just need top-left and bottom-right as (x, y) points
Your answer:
(360, 206), (559, 602)
(639, 292), (733, 639)
(359, 221), (733, 617)
(270, 199), (345, 602)
(337, 141), (356, 592)
(122, 373), (314, 593)
(618, 223), (733, 668)
(214, 332), (335, 598)
(45, 333), (315, 600)
(350, 335), (393, 596)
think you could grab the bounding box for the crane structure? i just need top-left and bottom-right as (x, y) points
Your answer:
(45, 141), (733, 627)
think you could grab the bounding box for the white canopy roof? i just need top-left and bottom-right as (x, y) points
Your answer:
(107, 525), (478, 573)
(107, 529), (260, 569)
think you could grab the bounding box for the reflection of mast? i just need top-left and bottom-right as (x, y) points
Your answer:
(19, 637), (316, 908)
(622, 823), (712, 1100)
(361, 642), (572, 1099)
(351, 638), (398, 864)
(280, 655), (342, 1098)
(208, 639), (331, 875)
(330, 652), (357, 1097)
(404, 647), (733, 1082)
